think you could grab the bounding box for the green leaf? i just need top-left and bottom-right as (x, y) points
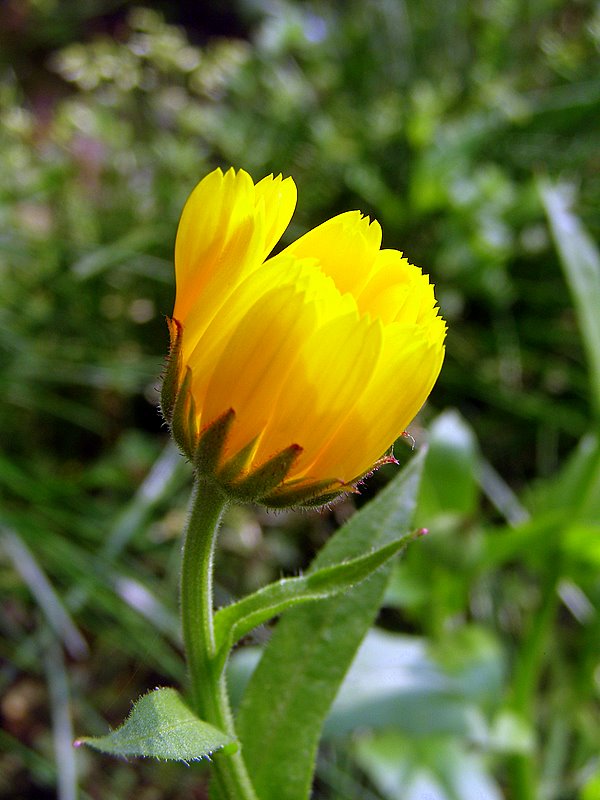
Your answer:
(416, 409), (479, 520)
(482, 433), (600, 569)
(322, 627), (503, 740)
(236, 450), (426, 800)
(529, 432), (600, 521)
(354, 731), (503, 800)
(75, 687), (235, 761)
(214, 533), (421, 662)
(540, 180), (600, 417)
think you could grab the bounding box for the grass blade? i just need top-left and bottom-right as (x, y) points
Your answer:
(540, 180), (600, 417)
(43, 630), (78, 800)
(1, 527), (88, 660)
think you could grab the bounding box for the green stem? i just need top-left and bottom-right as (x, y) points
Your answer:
(180, 479), (258, 800)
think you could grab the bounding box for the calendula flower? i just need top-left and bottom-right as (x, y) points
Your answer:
(162, 168), (446, 506)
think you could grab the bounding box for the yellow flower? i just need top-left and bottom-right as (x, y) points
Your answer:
(162, 167), (446, 506)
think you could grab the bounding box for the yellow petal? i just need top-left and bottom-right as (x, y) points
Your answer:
(254, 308), (382, 481)
(184, 257), (320, 408)
(174, 168), (296, 324)
(255, 174), (298, 258)
(356, 249), (415, 324)
(279, 211), (382, 302)
(306, 319), (445, 481)
(200, 281), (319, 461)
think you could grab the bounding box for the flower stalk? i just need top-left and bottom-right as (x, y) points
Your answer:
(180, 479), (258, 800)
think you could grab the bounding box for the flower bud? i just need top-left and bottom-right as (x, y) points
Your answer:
(162, 168), (446, 507)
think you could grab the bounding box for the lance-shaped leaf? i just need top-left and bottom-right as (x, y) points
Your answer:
(540, 179), (600, 416)
(75, 687), (235, 761)
(213, 532), (421, 665)
(236, 451), (426, 800)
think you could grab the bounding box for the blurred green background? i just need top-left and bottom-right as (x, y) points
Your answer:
(1, 1), (599, 798)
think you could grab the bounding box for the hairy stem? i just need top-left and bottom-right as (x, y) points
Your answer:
(180, 479), (258, 800)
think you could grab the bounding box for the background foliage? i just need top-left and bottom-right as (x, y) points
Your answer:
(1, 1), (599, 798)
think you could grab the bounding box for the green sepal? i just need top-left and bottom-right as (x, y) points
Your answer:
(216, 437), (259, 485)
(161, 317), (404, 508)
(261, 452), (399, 508)
(74, 687), (236, 762)
(213, 531), (422, 669)
(160, 317), (183, 424)
(170, 367), (197, 459)
(181, 398), (347, 506)
(230, 444), (303, 502)
(195, 409), (236, 476)
(262, 477), (349, 508)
